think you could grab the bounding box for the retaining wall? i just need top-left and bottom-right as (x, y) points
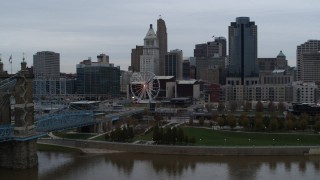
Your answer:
(38, 139), (320, 156)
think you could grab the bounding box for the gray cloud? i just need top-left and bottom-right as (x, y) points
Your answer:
(0, 0), (319, 73)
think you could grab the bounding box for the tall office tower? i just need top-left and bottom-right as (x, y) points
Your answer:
(182, 60), (190, 80)
(165, 49), (183, 79)
(33, 51), (63, 97)
(131, 45), (143, 72)
(194, 37), (227, 59)
(300, 52), (320, 82)
(228, 17), (258, 85)
(296, 40), (320, 80)
(97, 53), (109, 65)
(33, 51), (60, 78)
(140, 24), (160, 75)
(157, 17), (168, 76)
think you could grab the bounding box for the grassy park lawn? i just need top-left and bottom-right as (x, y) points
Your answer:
(53, 132), (95, 140)
(136, 127), (320, 146)
(91, 134), (107, 141)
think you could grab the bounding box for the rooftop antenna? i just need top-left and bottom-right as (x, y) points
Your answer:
(159, 14), (162, 19)
(22, 52), (25, 62)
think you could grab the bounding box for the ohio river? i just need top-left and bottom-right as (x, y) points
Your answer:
(1, 151), (320, 180)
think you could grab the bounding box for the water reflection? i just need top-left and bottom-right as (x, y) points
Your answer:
(150, 155), (196, 176)
(105, 154), (134, 176)
(227, 160), (261, 180)
(0, 152), (319, 180)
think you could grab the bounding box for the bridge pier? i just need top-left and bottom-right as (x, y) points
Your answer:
(0, 65), (38, 169)
(0, 139), (38, 169)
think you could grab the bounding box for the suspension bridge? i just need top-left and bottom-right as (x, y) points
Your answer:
(0, 69), (143, 169)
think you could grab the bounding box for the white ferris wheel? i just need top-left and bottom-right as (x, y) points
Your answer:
(130, 71), (160, 102)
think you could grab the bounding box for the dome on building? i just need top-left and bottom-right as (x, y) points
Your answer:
(277, 50), (286, 57)
(144, 24), (157, 39)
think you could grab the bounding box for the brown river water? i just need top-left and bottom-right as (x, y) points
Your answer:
(1, 151), (320, 180)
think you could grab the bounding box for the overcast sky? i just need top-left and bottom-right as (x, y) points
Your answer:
(0, 0), (319, 73)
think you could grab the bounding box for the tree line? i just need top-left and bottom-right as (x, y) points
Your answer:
(153, 125), (196, 144)
(107, 126), (134, 142)
(210, 112), (320, 132)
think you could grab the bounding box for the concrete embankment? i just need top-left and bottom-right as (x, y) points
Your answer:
(37, 139), (320, 156)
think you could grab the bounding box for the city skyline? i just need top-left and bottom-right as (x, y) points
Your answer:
(0, 0), (319, 73)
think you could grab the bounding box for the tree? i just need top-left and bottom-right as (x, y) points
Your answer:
(153, 125), (161, 143)
(256, 101), (264, 112)
(284, 118), (294, 130)
(298, 113), (309, 130)
(211, 112), (219, 122)
(268, 101), (276, 113)
(298, 119), (308, 130)
(177, 128), (184, 143)
(127, 127), (134, 139)
(278, 101), (286, 112)
(229, 101), (238, 112)
(286, 112), (295, 121)
(172, 127), (178, 144)
(314, 121), (320, 132)
(227, 113), (237, 129)
(269, 118), (279, 131)
(254, 115), (265, 131)
(244, 101), (252, 112)
(199, 117), (205, 126)
(239, 113), (249, 129)
(217, 116), (224, 127)
(285, 112), (294, 130)
(263, 116), (270, 128)
(218, 102), (225, 112)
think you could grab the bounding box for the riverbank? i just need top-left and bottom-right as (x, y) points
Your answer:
(37, 138), (320, 156)
(38, 140), (121, 154)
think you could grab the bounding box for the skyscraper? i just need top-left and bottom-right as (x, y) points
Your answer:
(140, 24), (159, 75)
(165, 49), (183, 79)
(300, 52), (320, 82)
(157, 17), (168, 76)
(33, 51), (62, 97)
(33, 51), (60, 78)
(296, 40), (320, 80)
(228, 17), (258, 85)
(131, 45), (143, 72)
